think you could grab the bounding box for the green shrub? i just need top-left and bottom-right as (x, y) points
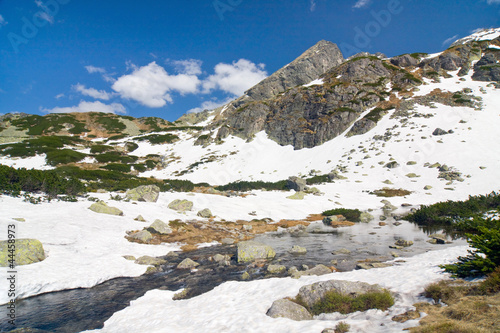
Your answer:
(134, 133), (179, 144)
(442, 218), (500, 277)
(304, 290), (394, 315)
(10, 114), (88, 135)
(306, 174), (331, 185)
(94, 151), (138, 164)
(322, 208), (362, 222)
(90, 144), (114, 154)
(335, 322), (350, 333)
(96, 115), (126, 133)
(45, 149), (87, 166)
(478, 266), (500, 294)
(125, 142), (139, 152)
(133, 164), (148, 172)
(215, 180), (288, 192)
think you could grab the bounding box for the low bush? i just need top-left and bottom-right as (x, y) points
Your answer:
(102, 163), (132, 173)
(90, 144), (114, 154)
(134, 133), (179, 144)
(322, 208), (362, 222)
(215, 180), (288, 192)
(45, 149), (87, 166)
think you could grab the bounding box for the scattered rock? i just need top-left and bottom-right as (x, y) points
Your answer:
(356, 262), (393, 270)
(177, 258), (200, 269)
(168, 199), (193, 212)
(385, 161), (400, 169)
(197, 208), (213, 218)
(266, 298), (313, 321)
(241, 271), (250, 280)
(134, 215), (146, 222)
(379, 222), (387, 226)
(424, 185), (433, 190)
(220, 238), (235, 245)
(432, 128), (448, 136)
(88, 201), (123, 216)
(213, 254), (231, 266)
(0, 239), (46, 267)
(12, 218), (25, 222)
(395, 239), (413, 247)
(406, 173), (420, 178)
(267, 264), (287, 274)
(287, 176), (308, 192)
(332, 248), (351, 255)
(122, 255), (136, 261)
(134, 256), (166, 266)
(289, 245), (307, 255)
(291, 264), (332, 279)
(147, 219), (173, 235)
(130, 230), (153, 243)
(125, 185), (160, 202)
(360, 212), (374, 223)
(237, 241), (276, 263)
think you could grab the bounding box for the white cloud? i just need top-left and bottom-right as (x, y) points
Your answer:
(310, 0), (317, 12)
(487, 0), (500, 4)
(442, 34), (459, 47)
(55, 93), (65, 99)
(35, 1), (54, 24)
(73, 83), (116, 100)
(171, 59), (203, 75)
(202, 59), (267, 96)
(41, 101), (126, 114)
(187, 97), (235, 114)
(112, 62), (200, 108)
(353, 0), (371, 8)
(0, 15), (8, 27)
(85, 65), (106, 74)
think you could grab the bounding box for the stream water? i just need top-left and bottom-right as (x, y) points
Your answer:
(0, 215), (466, 333)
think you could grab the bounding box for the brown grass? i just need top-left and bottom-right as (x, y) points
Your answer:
(371, 188), (412, 197)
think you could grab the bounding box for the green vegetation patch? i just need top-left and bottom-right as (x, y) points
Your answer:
(322, 208), (362, 222)
(9, 114), (89, 135)
(297, 289), (394, 316)
(45, 149), (87, 166)
(101, 163), (132, 173)
(215, 180), (288, 192)
(94, 151), (138, 164)
(134, 133), (180, 145)
(90, 144), (114, 154)
(96, 114), (126, 133)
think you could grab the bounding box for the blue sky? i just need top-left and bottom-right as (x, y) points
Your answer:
(0, 0), (499, 121)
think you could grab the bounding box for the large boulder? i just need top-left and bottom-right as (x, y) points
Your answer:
(237, 241), (276, 263)
(130, 230), (153, 243)
(125, 185), (161, 202)
(197, 208), (213, 218)
(266, 298), (313, 321)
(297, 280), (385, 310)
(177, 258), (199, 269)
(287, 177), (308, 192)
(291, 264), (332, 279)
(147, 219), (173, 235)
(0, 239), (46, 267)
(88, 201), (123, 216)
(168, 199), (193, 212)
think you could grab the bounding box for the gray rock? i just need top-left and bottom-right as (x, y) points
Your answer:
(432, 128), (448, 136)
(356, 262), (393, 270)
(0, 239), (46, 267)
(88, 201), (123, 216)
(390, 54), (419, 67)
(147, 219), (173, 235)
(130, 230), (153, 243)
(289, 245), (307, 255)
(385, 161), (400, 169)
(125, 185), (160, 202)
(221, 238), (235, 245)
(197, 208), (213, 218)
(168, 199), (193, 212)
(134, 215), (146, 222)
(297, 280), (385, 310)
(360, 212), (374, 223)
(122, 255), (136, 261)
(291, 264), (332, 279)
(287, 176), (308, 192)
(287, 191), (306, 200)
(395, 239), (413, 247)
(213, 254), (231, 265)
(267, 264), (287, 274)
(237, 241), (276, 263)
(332, 248), (351, 255)
(266, 298), (313, 321)
(134, 256), (166, 265)
(177, 258), (200, 269)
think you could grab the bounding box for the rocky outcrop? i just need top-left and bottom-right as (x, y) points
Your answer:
(244, 40), (344, 101)
(125, 185), (160, 202)
(296, 280), (385, 310)
(390, 54), (419, 68)
(237, 241), (276, 263)
(0, 239), (46, 267)
(177, 258), (200, 269)
(472, 51), (500, 82)
(134, 255), (167, 265)
(266, 298), (313, 321)
(88, 201), (123, 216)
(168, 199), (193, 212)
(287, 176), (307, 192)
(130, 230), (153, 243)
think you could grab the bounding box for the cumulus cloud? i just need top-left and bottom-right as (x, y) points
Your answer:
(73, 83), (116, 100)
(0, 15), (8, 27)
(41, 101), (126, 114)
(85, 65), (106, 74)
(112, 62), (200, 108)
(171, 59), (203, 75)
(442, 34), (459, 47)
(202, 59), (267, 96)
(187, 97), (235, 114)
(353, 0), (371, 8)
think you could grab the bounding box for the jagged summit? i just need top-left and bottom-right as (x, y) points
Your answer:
(451, 28), (500, 47)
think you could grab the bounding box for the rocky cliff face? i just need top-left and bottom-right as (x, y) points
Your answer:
(207, 30), (500, 150)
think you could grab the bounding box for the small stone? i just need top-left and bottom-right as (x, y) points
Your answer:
(177, 258), (199, 269)
(168, 199), (193, 212)
(379, 222), (387, 226)
(393, 222), (402, 226)
(122, 255), (136, 261)
(241, 271), (251, 280)
(267, 264), (287, 274)
(134, 215), (146, 222)
(424, 185), (433, 190)
(197, 208), (213, 218)
(12, 218), (26, 222)
(221, 238), (235, 245)
(130, 230), (153, 243)
(289, 245), (307, 255)
(266, 298), (312, 321)
(332, 248), (351, 255)
(395, 239), (413, 247)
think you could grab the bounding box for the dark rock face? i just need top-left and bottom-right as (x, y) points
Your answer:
(432, 128), (448, 136)
(472, 51), (500, 82)
(390, 54), (419, 68)
(244, 40), (344, 101)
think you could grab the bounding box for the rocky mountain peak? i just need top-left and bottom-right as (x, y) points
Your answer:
(243, 40), (344, 101)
